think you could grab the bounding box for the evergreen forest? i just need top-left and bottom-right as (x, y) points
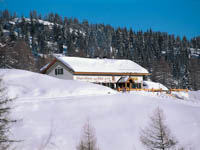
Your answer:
(0, 10), (200, 90)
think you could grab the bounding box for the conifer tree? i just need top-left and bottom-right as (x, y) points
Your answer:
(77, 120), (100, 150)
(0, 78), (16, 150)
(140, 107), (177, 150)
(0, 9), (199, 89)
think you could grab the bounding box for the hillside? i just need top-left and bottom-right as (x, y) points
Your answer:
(0, 10), (200, 90)
(0, 69), (200, 150)
(0, 69), (116, 98)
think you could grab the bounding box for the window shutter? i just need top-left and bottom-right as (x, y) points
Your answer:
(61, 68), (63, 74)
(55, 69), (58, 75)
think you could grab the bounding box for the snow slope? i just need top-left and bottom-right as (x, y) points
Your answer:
(189, 90), (200, 101)
(0, 69), (116, 99)
(0, 69), (199, 150)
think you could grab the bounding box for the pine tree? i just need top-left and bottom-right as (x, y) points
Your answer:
(140, 107), (177, 150)
(9, 26), (16, 41)
(188, 58), (200, 90)
(151, 57), (174, 88)
(0, 9), (199, 89)
(0, 24), (3, 37)
(2, 10), (10, 23)
(0, 78), (16, 150)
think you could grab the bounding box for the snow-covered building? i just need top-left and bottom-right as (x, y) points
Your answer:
(41, 55), (150, 90)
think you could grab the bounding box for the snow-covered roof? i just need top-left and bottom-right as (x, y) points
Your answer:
(117, 76), (130, 83)
(55, 56), (149, 74)
(40, 63), (49, 72)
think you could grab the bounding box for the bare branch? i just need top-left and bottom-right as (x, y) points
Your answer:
(140, 107), (178, 150)
(77, 119), (99, 150)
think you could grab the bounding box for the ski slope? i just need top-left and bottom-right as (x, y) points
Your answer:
(0, 69), (200, 150)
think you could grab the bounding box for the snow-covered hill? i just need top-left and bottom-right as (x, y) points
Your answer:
(0, 69), (116, 98)
(189, 90), (200, 101)
(0, 69), (200, 150)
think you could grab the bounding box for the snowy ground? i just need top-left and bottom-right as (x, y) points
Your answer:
(0, 69), (116, 99)
(189, 90), (200, 101)
(0, 69), (200, 150)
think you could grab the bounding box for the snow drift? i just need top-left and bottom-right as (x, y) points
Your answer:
(0, 69), (199, 150)
(0, 69), (116, 99)
(143, 80), (168, 90)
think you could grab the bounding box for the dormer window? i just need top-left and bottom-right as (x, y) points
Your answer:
(55, 68), (63, 75)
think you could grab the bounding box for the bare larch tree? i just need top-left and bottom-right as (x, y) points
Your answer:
(77, 120), (99, 150)
(140, 107), (177, 150)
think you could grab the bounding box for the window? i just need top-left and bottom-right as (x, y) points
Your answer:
(59, 68), (63, 74)
(55, 68), (63, 75)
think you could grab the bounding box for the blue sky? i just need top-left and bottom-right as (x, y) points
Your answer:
(0, 0), (200, 39)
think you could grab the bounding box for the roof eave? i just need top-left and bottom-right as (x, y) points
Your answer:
(40, 58), (57, 74)
(74, 72), (150, 76)
(41, 58), (76, 74)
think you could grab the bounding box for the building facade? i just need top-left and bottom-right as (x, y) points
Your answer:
(41, 56), (150, 90)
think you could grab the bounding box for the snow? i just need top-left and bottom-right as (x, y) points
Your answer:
(38, 19), (54, 26)
(190, 48), (200, 56)
(12, 18), (54, 27)
(0, 69), (200, 150)
(9, 21), (16, 25)
(143, 81), (168, 90)
(3, 29), (10, 33)
(63, 45), (67, 49)
(171, 91), (189, 100)
(2, 29), (17, 36)
(39, 63), (50, 72)
(55, 55), (149, 73)
(143, 81), (191, 100)
(0, 43), (6, 48)
(189, 90), (200, 101)
(118, 76), (129, 83)
(0, 69), (116, 99)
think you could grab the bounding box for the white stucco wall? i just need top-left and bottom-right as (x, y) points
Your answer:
(47, 63), (73, 80)
(74, 75), (115, 83)
(73, 75), (143, 83)
(45, 61), (144, 84)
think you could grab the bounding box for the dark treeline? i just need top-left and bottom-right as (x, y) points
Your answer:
(0, 10), (200, 90)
